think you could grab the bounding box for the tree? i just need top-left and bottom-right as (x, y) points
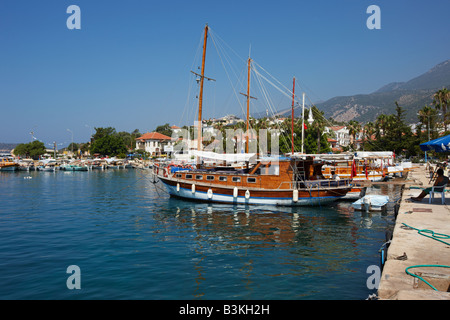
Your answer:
(13, 141), (46, 159)
(155, 123), (173, 137)
(90, 127), (127, 157)
(90, 135), (127, 157)
(433, 87), (450, 132)
(67, 142), (79, 152)
(309, 105), (329, 154)
(92, 127), (116, 141)
(347, 120), (361, 151)
(362, 121), (376, 150)
(117, 129), (141, 151)
(417, 105), (440, 142)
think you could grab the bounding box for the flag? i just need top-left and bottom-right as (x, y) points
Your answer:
(304, 123), (307, 130)
(365, 159), (369, 180)
(351, 159), (357, 179)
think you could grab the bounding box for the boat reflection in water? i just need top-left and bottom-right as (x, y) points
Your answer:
(146, 183), (399, 299)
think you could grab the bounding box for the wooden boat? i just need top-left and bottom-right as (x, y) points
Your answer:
(154, 25), (352, 206)
(0, 157), (19, 171)
(155, 154), (351, 206)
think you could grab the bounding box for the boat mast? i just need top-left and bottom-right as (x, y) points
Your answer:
(239, 56), (257, 154)
(197, 24), (208, 153)
(291, 76), (295, 154)
(301, 92), (305, 154)
(246, 57), (251, 153)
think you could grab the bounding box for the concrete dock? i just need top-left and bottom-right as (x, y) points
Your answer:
(377, 165), (450, 300)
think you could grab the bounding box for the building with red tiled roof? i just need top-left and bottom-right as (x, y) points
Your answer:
(135, 132), (174, 156)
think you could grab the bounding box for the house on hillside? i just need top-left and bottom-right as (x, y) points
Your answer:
(135, 132), (174, 157)
(325, 126), (351, 148)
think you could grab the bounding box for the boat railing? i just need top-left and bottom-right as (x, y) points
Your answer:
(301, 179), (351, 189)
(276, 178), (351, 190)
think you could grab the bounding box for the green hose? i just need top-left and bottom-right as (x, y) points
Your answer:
(402, 223), (450, 246)
(405, 265), (450, 291)
(401, 223), (450, 291)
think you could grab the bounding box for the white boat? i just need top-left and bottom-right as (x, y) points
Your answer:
(352, 195), (389, 211)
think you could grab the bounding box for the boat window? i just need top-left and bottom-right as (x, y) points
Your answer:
(195, 175), (203, 180)
(232, 177), (241, 182)
(185, 174), (192, 179)
(206, 175), (214, 181)
(219, 176), (227, 181)
(247, 177), (256, 183)
(175, 174), (182, 178)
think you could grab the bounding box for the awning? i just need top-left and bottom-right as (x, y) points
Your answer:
(420, 134), (450, 152)
(191, 151), (257, 163)
(356, 151), (394, 158)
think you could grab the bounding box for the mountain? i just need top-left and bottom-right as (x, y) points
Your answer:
(269, 59), (450, 124)
(0, 143), (18, 152)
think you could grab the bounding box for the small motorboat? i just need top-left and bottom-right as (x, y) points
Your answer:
(352, 195), (389, 211)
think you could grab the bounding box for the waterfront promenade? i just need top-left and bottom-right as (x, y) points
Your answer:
(378, 164), (450, 299)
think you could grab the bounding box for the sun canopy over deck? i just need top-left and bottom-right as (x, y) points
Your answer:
(191, 151), (257, 163)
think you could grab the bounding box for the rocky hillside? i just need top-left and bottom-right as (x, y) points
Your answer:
(268, 59), (450, 124)
(317, 59), (450, 123)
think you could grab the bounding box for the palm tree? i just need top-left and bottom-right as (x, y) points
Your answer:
(347, 120), (361, 151)
(433, 87), (450, 132)
(375, 114), (388, 139)
(363, 121), (375, 150)
(309, 106), (328, 154)
(417, 105), (440, 141)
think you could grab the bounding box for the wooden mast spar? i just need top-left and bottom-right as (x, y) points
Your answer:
(240, 57), (257, 154)
(191, 24), (215, 168)
(291, 76), (295, 154)
(198, 24), (208, 160)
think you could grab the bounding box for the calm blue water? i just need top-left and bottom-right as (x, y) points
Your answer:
(0, 169), (399, 300)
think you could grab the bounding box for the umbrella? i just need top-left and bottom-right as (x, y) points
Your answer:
(420, 134), (450, 152)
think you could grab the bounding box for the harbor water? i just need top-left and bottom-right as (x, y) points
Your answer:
(0, 169), (401, 299)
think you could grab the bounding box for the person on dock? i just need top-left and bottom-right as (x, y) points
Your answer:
(411, 168), (449, 202)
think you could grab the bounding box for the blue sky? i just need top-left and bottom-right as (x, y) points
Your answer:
(1, 0), (449, 146)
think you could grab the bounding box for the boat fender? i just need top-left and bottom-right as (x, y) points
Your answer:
(191, 184), (195, 193)
(207, 189), (213, 199)
(233, 187), (238, 198)
(177, 183), (180, 192)
(245, 190), (250, 200)
(293, 189), (298, 202)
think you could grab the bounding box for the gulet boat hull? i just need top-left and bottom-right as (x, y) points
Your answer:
(158, 176), (349, 206)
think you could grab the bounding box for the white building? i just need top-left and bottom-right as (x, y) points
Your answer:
(325, 126), (351, 147)
(135, 132), (174, 156)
